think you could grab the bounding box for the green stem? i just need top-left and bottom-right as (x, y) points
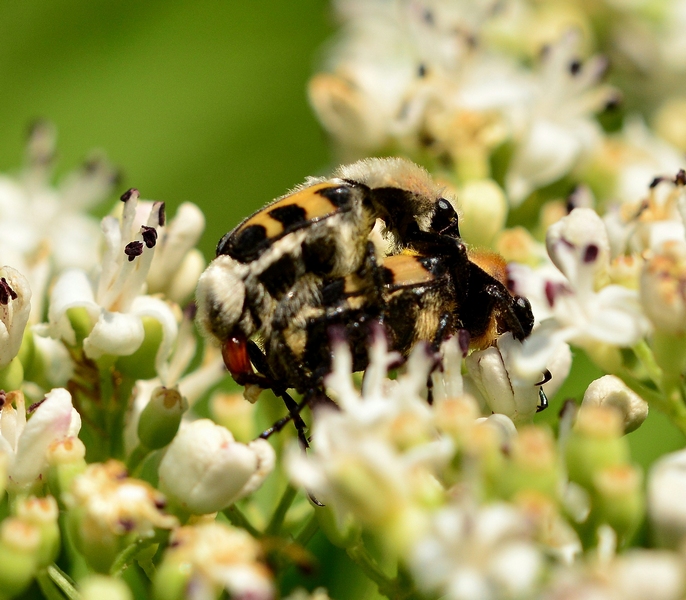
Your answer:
(346, 543), (406, 600)
(42, 564), (81, 600)
(127, 444), (151, 476)
(223, 505), (261, 539)
(265, 485), (298, 536)
(110, 538), (154, 577)
(632, 340), (663, 387)
(619, 372), (686, 437)
(294, 513), (319, 548)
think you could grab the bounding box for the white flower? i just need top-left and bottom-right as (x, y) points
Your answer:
(408, 502), (543, 600)
(46, 190), (178, 376)
(466, 332), (572, 424)
(288, 335), (453, 549)
(158, 522), (274, 600)
(0, 123), (117, 316)
(146, 202), (206, 304)
(65, 460), (177, 549)
(0, 267), (31, 370)
(648, 448), (686, 549)
(0, 388), (80, 490)
(509, 208), (650, 375)
(158, 419), (275, 515)
(505, 32), (617, 205)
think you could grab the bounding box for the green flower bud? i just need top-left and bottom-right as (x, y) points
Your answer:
(138, 386), (187, 450)
(592, 465), (644, 546)
(565, 405), (630, 491)
(81, 575), (133, 600)
(0, 452), (7, 500)
(116, 316), (163, 380)
(66, 306), (95, 346)
(16, 329), (34, 373)
(458, 179), (507, 247)
(0, 518), (40, 597)
(497, 426), (561, 501)
(316, 504), (361, 549)
(15, 496), (60, 567)
(46, 436), (87, 504)
(79, 575), (133, 600)
(153, 557), (192, 600)
(0, 357), (23, 392)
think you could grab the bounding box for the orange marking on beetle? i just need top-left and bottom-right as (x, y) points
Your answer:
(237, 183), (340, 239)
(222, 334), (252, 379)
(383, 254), (434, 288)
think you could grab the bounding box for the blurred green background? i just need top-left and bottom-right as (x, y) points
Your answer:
(0, 0), (333, 258)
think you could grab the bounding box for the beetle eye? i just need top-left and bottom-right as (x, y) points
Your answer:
(430, 198), (460, 237)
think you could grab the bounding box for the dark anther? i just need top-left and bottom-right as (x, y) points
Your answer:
(0, 390), (6, 408)
(675, 170), (686, 186)
(0, 278), (17, 305)
(457, 329), (471, 357)
(183, 301), (198, 321)
(124, 241), (144, 261)
(569, 59), (582, 75)
(154, 498), (167, 510)
(566, 185), (581, 213)
(422, 8), (434, 25)
(119, 518), (135, 532)
(120, 188), (138, 202)
(141, 226), (158, 248)
(418, 63), (427, 78)
(157, 202), (166, 226)
(27, 397), (47, 414)
(545, 281), (557, 308)
(535, 369), (553, 386)
(583, 244), (599, 264)
(650, 176), (664, 188)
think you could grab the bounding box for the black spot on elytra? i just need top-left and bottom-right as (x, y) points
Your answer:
(227, 224), (268, 262)
(269, 204), (307, 229)
(318, 185), (353, 208)
(259, 254), (298, 297)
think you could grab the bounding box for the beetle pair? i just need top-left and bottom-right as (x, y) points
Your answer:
(196, 158), (540, 441)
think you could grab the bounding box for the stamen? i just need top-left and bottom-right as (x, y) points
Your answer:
(569, 59), (582, 75)
(650, 176), (664, 189)
(0, 390), (5, 408)
(0, 278), (17, 305)
(141, 226), (158, 248)
(583, 244), (599, 263)
(27, 397), (47, 414)
(457, 329), (470, 357)
(120, 188), (139, 202)
(124, 241), (144, 261)
(675, 169), (686, 186)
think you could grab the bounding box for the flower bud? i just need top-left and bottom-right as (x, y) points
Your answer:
(496, 227), (541, 266)
(565, 405), (630, 491)
(137, 386), (187, 450)
(497, 426), (561, 502)
(116, 316), (163, 380)
(0, 452), (7, 499)
(592, 464), (643, 546)
(66, 306), (95, 345)
(46, 436), (87, 502)
(81, 575), (133, 600)
(0, 356), (23, 392)
(66, 461), (177, 573)
(153, 523), (274, 600)
(648, 449), (686, 549)
(640, 239), (686, 334)
(546, 208), (610, 281)
(158, 419), (275, 515)
(15, 496), (60, 567)
(466, 334), (542, 424)
(581, 375), (648, 434)
(0, 266), (32, 370)
(0, 518), (40, 597)
(458, 179), (507, 247)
